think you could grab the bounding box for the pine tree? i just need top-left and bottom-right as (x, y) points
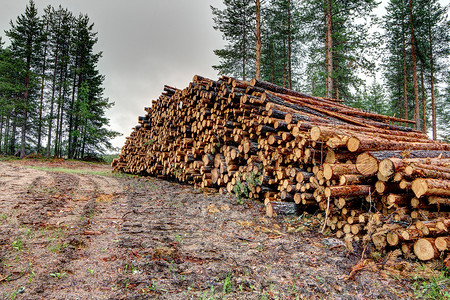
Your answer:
(0, 43), (26, 154)
(35, 5), (51, 154)
(67, 14), (119, 159)
(383, 0), (413, 120)
(262, 0), (301, 88)
(436, 72), (450, 142)
(383, 0), (449, 134)
(416, 0), (450, 139)
(2, 2), (119, 158)
(211, 0), (257, 80)
(5, 0), (41, 157)
(299, 0), (379, 101)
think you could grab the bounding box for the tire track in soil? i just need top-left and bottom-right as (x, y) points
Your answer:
(28, 172), (129, 299)
(110, 178), (412, 299)
(0, 162), (128, 299)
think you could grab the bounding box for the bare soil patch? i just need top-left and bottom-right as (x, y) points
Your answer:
(0, 159), (440, 299)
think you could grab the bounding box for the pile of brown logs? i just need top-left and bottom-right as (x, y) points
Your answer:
(112, 75), (450, 263)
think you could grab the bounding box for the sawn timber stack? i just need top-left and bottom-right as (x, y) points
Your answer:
(113, 75), (450, 263)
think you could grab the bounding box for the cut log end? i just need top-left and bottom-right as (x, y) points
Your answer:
(435, 237), (450, 252)
(386, 232), (399, 246)
(379, 159), (395, 178)
(414, 238), (438, 261)
(356, 153), (378, 176)
(412, 179), (428, 198)
(347, 137), (360, 152)
(310, 126), (321, 141)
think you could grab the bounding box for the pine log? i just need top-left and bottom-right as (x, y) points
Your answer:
(355, 152), (379, 176)
(324, 185), (371, 198)
(266, 201), (300, 217)
(339, 174), (368, 185)
(427, 196), (450, 206)
(414, 238), (440, 261)
(380, 157), (450, 178)
(323, 163), (358, 180)
(348, 135), (450, 153)
(411, 178), (450, 198)
(435, 236), (450, 252)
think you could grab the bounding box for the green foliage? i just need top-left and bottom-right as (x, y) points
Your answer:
(144, 139), (156, 146)
(11, 237), (24, 251)
(0, 1), (119, 159)
(351, 78), (390, 116)
(102, 154), (119, 164)
(233, 178), (247, 204)
(211, 0), (257, 80)
(222, 273), (234, 295)
(50, 272), (66, 279)
(299, 0), (380, 101)
(383, 0), (450, 131)
(232, 170), (261, 204)
(412, 268), (450, 300)
(261, 0), (303, 88)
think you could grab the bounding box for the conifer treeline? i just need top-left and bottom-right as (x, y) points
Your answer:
(211, 0), (450, 141)
(0, 0), (119, 159)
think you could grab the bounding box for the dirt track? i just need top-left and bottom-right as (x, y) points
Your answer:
(0, 159), (424, 299)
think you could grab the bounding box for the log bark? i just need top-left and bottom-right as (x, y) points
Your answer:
(324, 185), (371, 198)
(266, 201), (300, 217)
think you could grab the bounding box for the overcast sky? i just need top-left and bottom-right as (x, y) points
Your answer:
(1, 0), (449, 150)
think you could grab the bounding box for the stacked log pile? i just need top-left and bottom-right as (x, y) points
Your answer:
(112, 75), (450, 262)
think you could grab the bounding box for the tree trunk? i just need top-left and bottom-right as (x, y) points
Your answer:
(283, 39), (287, 87)
(0, 116), (3, 152)
(242, 5), (246, 81)
(408, 0), (421, 131)
(428, 25), (436, 140)
(325, 0), (333, 99)
(11, 111), (17, 155)
(47, 37), (59, 157)
(255, 0), (261, 80)
(37, 21), (48, 155)
(287, 0), (292, 89)
(68, 55), (79, 159)
(420, 64), (426, 134)
(3, 115), (10, 154)
(21, 52), (32, 159)
(54, 70), (64, 157)
(402, 18), (408, 120)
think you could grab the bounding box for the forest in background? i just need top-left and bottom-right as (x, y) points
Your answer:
(211, 0), (450, 141)
(0, 0), (119, 159)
